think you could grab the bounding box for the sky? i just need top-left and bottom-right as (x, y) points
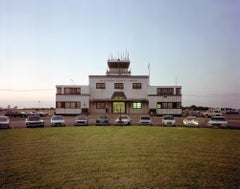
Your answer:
(0, 0), (240, 109)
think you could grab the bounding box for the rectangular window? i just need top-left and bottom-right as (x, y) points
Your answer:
(157, 88), (174, 95)
(96, 83), (106, 89)
(56, 101), (80, 109)
(176, 88), (181, 95)
(157, 102), (180, 109)
(56, 102), (63, 108)
(114, 83), (124, 89)
(56, 87), (61, 94)
(64, 88), (81, 95)
(96, 102), (106, 109)
(132, 102), (142, 109)
(167, 103), (173, 109)
(132, 83), (142, 89)
(64, 88), (70, 94)
(177, 102), (181, 109)
(162, 103), (168, 109)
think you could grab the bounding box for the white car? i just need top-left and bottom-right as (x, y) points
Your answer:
(207, 116), (228, 128)
(51, 115), (66, 127)
(139, 115), (152, 126)
(74, 115), (88, 126)
(162, 115), (176, 126)
(183, 116), (199, 127)
(114, 115), (131, 125)
(26, 114), (44, 127)
(0, 116), (10, 129)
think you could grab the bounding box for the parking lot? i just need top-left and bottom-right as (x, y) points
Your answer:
(4, 114), (240, 129)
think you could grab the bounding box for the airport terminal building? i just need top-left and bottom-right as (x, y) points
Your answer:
(56, 57), (182, 116)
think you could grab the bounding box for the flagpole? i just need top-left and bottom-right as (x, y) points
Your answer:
(148, 63), (150, 86)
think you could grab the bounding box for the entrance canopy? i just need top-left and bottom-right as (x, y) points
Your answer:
(111, 92), (127, 100)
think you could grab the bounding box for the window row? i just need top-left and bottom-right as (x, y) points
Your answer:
(157, 102), (181, 109)
(56, 88), (81, 95)
(156, 88), (181, 95)
(96, 102), (142, 109)
(56, 101), (81, 109)
(96, 83), (142, 89)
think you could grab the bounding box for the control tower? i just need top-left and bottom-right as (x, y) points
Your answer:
(106, 54), (131, 76)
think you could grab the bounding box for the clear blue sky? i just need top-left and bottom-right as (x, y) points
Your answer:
(0, 0), (240, 109)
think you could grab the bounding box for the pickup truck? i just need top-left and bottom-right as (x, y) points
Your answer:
(202, 110), (222, 118)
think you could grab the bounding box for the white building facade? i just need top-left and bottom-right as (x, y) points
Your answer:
(56, 57), (182, 116)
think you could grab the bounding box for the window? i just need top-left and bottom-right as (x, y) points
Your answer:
(177, 102), (181, 109)
(162, 103), (168, 109)
(132, 83), (142, 89)
(56, 87), (61, 94)
(176, 88), (181, 95)
(56, 102), (64, 108)
(96, 102), (106, 109)
(132, 102), (142, 109)
(64, 88), (81, 95)
(114, 83), (124, 89)
(96, 83), (105, 89)
(167, 103), (173, 109)
(56, 101), (80, 109)
(157, 102), (181, 109)
(157, 88), (174, 95)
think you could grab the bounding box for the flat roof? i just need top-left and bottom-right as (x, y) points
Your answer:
(89, 75), (149, 78)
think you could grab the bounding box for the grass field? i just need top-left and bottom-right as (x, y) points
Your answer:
(1, 127), (240, 188)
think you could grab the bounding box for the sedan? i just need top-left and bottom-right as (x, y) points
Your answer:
(139, 115), (152, 126)
(183, 116), (199, 127)
(0, 116), (10, 129)
(74, 114), (88, 126)
(207, 116), (228, 128)
(114, 115), (131, 126)
(96, 115), (110, 126)
(26, 114), (44, 127)
(51, 115), (66, 127)
(162, 115), (176, 126)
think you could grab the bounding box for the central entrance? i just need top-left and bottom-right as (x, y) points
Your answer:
(111, 92), (127, 114)
(113, 102), (125, 113)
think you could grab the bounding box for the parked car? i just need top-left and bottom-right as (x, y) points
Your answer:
(74, 114), (88, 126)
(114, 114), (131, 125)
(202, 110), (222, 117)
(51, 115), (66, 127)
(226, 110), (239, 115)
(38, 111), (49, 117)
(139, 115), (152, 126)
(207, 116), (228, 128)
(183, 116), (199, 127)
(162, 115), (176, 126)
(5, 111), (27, 118)
(96, 115), (110, 126)
(0, 116), (10, 129)
(26, 114), (44, 127)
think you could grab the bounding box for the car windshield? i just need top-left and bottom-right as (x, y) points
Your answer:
(186, 117), (197, 120)
(141, 116), (150, 120)
(211, 117), (226, 121)
(163, 116), (174, 120)
(76, 115), (87, 120)
(28, 116), (41, 121)
(52, 116), (64, 120)
(0, 117), (8, 122)
(99, 115), (108, 119)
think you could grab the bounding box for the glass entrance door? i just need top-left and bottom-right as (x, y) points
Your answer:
(113, 102), (125, 113)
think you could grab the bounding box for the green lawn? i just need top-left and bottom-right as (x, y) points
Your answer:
(1, 127), (240, 188)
